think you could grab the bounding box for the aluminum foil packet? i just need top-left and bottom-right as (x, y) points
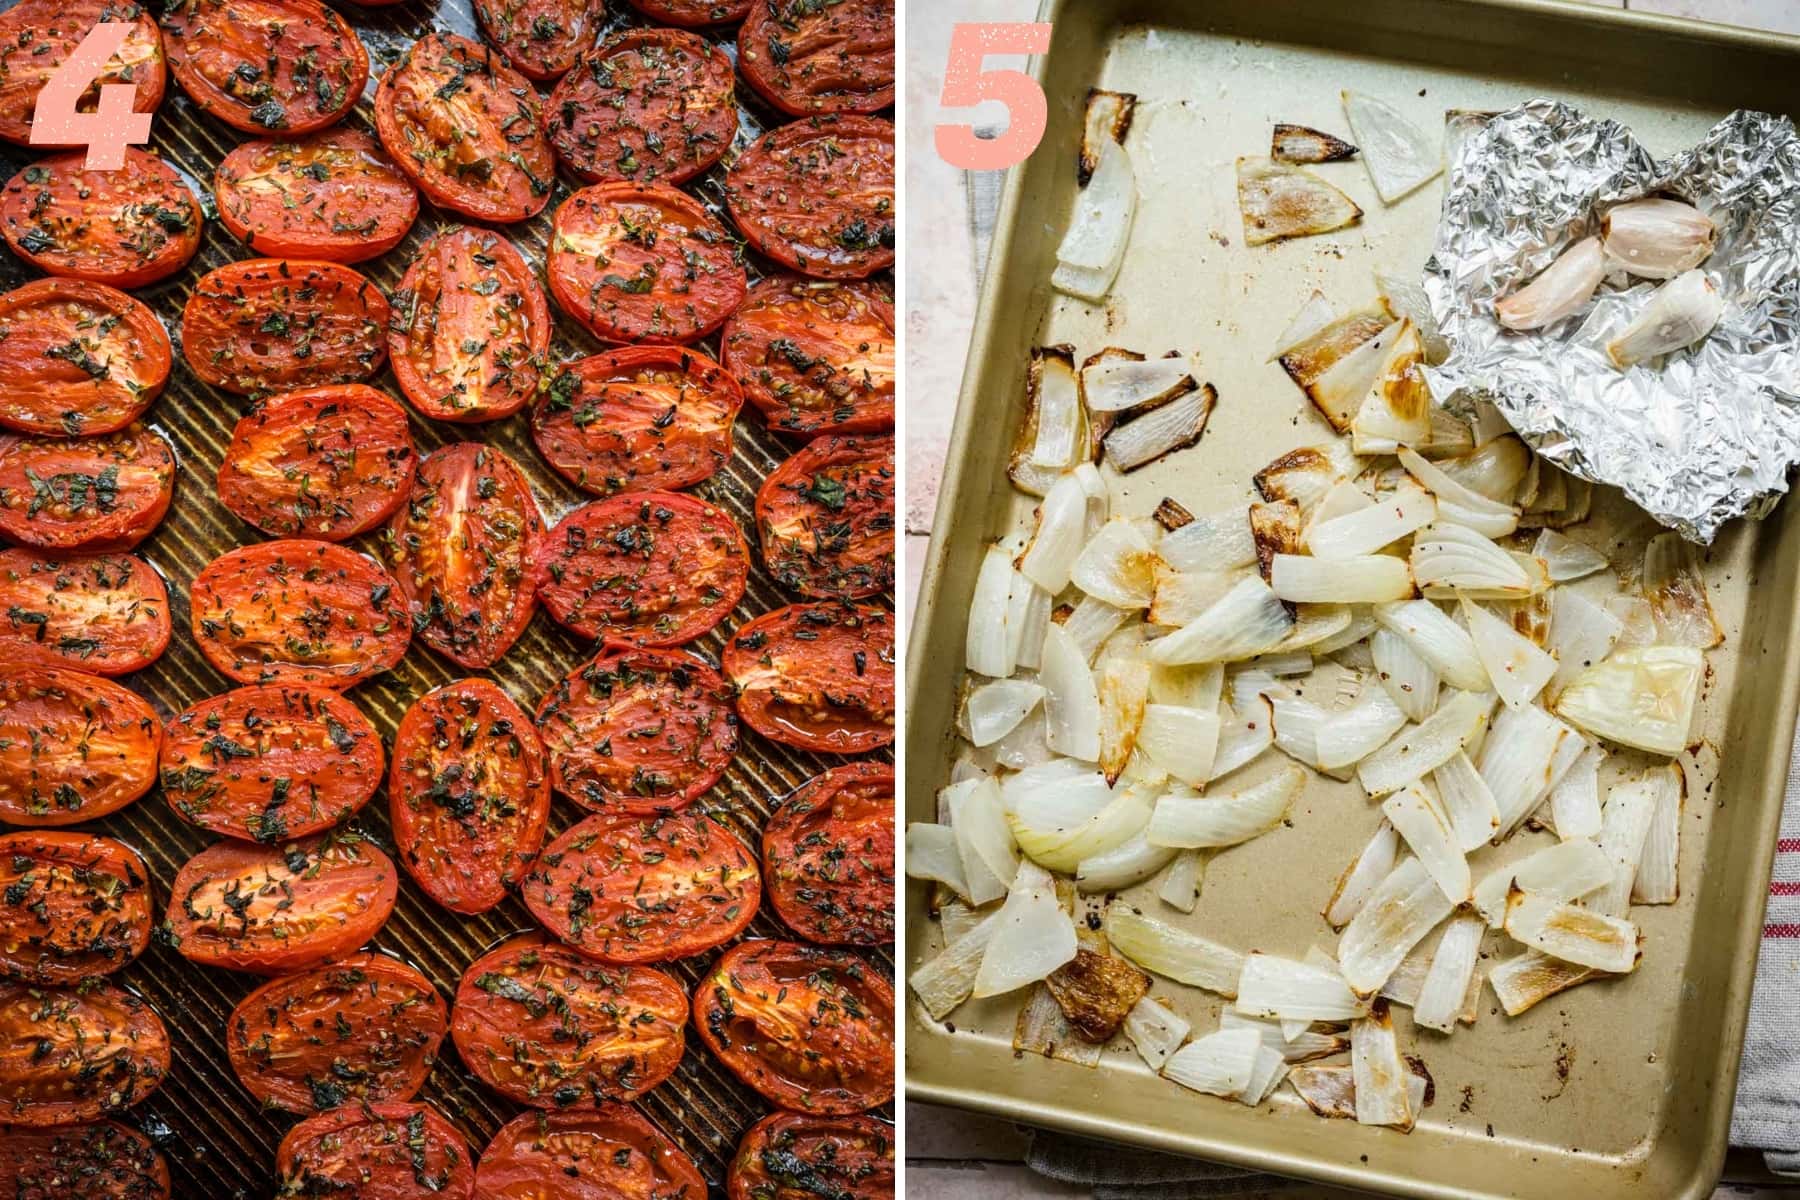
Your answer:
(1423, 100), (1800, 543)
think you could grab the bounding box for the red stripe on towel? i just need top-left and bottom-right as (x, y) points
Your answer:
(1766, 923), (1800, 938)
(1772, 881), (1800, 896)
(1780, 839), (1800, 852)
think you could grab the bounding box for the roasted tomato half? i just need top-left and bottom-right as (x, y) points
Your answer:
(0, 424), (174, 553)
(474, 0), (604, 81)
(693, 940), (892, 1113)
(214, 128), (419, 263)
(720, 275), (894, 437)
(386, 443), (543, 671)
(763, 762), (893, 945)
(532, 347), (742, 497)
(1, 149), (200, 289)
(161, 685), (383, 843)
(0, 1120), (170, 1200)
(189, 539), (411, 688)
(277, 1102), (474, 1198)
(182, 258), (389, 396)
(723, 603), (894, 753)
(0, 279), (170, 438)
(621, 0), (751, 27)
(756, 434), (894, 599)
(0, 549), (170, 676)
(0, 0), (165, 147)
(726, 117), (895, 280)
(728, 1112), (895, 1200)
(535, 492), (748, 646)
(523, 810), (760, 963)
(217, 384), (416, 540)
(738, 0), (894, 116)
(475, 1107), (706, 1200)
(536, 644), (738, 815)
(547, 183), (747, 345)
(0, 666), (159, 826)
(0, 980), (168, 1125)
(545, 29), (736, 186)
(166, 832), (398, 973)
(227, 952), (447, 1113)
(162, 0), (365, 136)
(390, 679), (549, 915)
(0, 831), (152, 983)
(388, 227), (551, 423)
(450, 933), (686, 1108)
(375, 33), (555, 225)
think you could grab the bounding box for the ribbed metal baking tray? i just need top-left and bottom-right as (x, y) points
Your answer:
(903, 1), (1800, 1197)
(0, 1), (894, 1194)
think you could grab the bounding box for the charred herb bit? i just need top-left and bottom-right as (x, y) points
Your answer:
(306, 1075), (348, 1110)
(324, 716), (357, 755)
(44, 339), (107, 379)
(761, 1146), (857, 1200)
(474, 971), (546, 1016)
(249, 100), (288, 129)
(17, 227), (54, 254)
(803, 474), (846, 511)
(600, 263), (659, 295)
(260, 311), (291, 337)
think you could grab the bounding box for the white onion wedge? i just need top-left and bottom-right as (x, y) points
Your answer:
(1462, 599), (1557, 710)
(1289, 1063), (1428, 1121)
(1266, 685), (1332, 772)
(1095, 649), (1151, 783)
(907, 822), (970, 900)
(937, 895), (985, 945)
(1382, 783), (1470, 903)
(1072, 519), (1159, 609)
(966, 545), (1017, 678)
(1014, 983), (1103, 1066)
(1104, 385), (1217, 473)
(1412, 522), (1543, 599)
(1002, 760), (1108, 820)
(1534, 529), (1609, 582)
(1553, 645), (1702, 756)
(1413, 915), (1484, 1034)
(1105, 903), (1244, 995)
(1398, 446), (1519, 538)
(1342, 90), (1441, 204)
(1254, 442), (1363, 515)
(1053, 139), (1135, 300)
(1352, 1002), (1413, 1129)
(1477, 702), (1577, 836)
(1324, 821), (1399, 928)
(1351, 322), (1431, 453)
(1270, 290), (1337, 361)
(1078, 88), (1135, 184)
(1643, 532), (1724, 649)
(1358, 690), (1494, 797)
(947, 777), (1018, 905)
(1592, 773), (1659, 917)
(1488, 949), (1596, 1016)
(1008, 572), (1051, 670)
(1146, 765), (1305, 848)
(1549, 743), (1604, 841)
(1338, 857), (1456, 995)
(1163, 1028), (1263, 1098)
(1432, 752), (1500, 851)
(1150, 575), (1295, 665)
(1148, 661), (1224, 711)
(1240, 1043), (1290, 1106)
(1268, 606), (1355, 656)
(1608, 594), (1659, 650)
(1042, 624), (1103, 762)
(1374, 600), (1490, 692)
(1306, 485), (1436, 560)
(964, 678), (1045, 747)
(1076, 828), (1176, 894)
(1278, 308), (1391, 389)
(1124, 997), (1191, 1070)
(1371, 626), (1440, 722)
(1082, 353), (1197, 412)
(1304, 320), (1403, 433)
(1303, 482), (1373, 543)
(1159, 507), (1257, 573)
(1148, 567), (1245, 628)
(1503, 888), (1640, 974)
(1211, 697), (1275, 781)
(1315, 607), (1381, 656)
(1631, 763), (1684, 905)
(973, 861), (1078, 998)
(911, 911), (1001, 1020)
(991, 707), (1053, 770)
(1470, 837), (1610, 928)
(1316, 684), (1408, 770)
(1375, 270), (1450, 364)
(1157, 849), (1206, 912)
(1236, 156), (1362, 246)
(1013, 785), (1151, 874)
(1220, 1010), (1350, 1063)
(1271, 553), (1415, 604)
(1136, 703), (1222, 787)
(1236, 953), (1367, 1022)
(1250, 501), (1303, 579)
(1028, 348), (1086, 469)
(1063, 595), (1131, 663)
(1546, 590), (1624, 700)
(1020, 473), (1088, 594)
(1441, 440), (1533, 511)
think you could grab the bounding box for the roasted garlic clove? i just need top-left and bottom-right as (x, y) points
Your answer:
(1495, 237), (1605, 331)
(1605, 269), (1722, 368)
(1601, 198), (1716, 279)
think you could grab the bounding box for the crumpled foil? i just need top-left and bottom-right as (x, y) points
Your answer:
(1423, 100), (1800, 543)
